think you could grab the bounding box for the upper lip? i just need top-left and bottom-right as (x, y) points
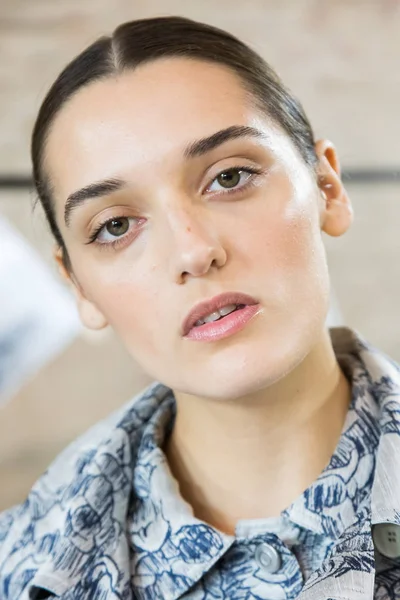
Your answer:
(182, 292), (259, 336)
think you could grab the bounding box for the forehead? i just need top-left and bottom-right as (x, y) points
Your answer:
(44, 58), (272, 202)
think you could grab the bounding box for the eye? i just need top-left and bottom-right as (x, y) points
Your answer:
(91, 216), (139, 244)
(208, 167), (259, 193)
(105, 218), (129, 236)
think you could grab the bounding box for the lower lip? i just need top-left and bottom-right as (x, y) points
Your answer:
(185, 304), (261, 342)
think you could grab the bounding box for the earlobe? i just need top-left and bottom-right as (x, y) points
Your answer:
(77, 298), (109, 331)
(53, 247), (109, 331)
(315, 139), (354, 238)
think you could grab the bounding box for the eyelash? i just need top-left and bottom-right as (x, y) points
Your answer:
(87, 165), (264, 249)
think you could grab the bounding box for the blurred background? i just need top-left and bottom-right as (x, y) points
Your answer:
(0, 0), (399, 510)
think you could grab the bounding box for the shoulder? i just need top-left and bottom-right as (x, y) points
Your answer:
(40, 380), (170, 481)
(0, 381), (171, 596)
(24, 380), (168, 494)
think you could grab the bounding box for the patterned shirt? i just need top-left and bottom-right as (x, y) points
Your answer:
(1, 327), (400, 599)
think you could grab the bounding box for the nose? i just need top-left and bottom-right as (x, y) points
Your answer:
(164, 205), (227, 284)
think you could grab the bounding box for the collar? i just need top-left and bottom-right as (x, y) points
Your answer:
(284, 331), (381, 540)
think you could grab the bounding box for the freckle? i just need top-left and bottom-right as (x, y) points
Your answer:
(186, 226), (191, 232)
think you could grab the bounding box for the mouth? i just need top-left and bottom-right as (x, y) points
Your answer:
(193, 303), (246, 327)
(182, 292), (260, 341)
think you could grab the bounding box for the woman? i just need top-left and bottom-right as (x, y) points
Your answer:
(0, 16), (399, 600)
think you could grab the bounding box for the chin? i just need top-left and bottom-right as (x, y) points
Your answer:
(182, 373), (279, 402)
(179, 320), (323, 402)
(181, 349), (303, 402)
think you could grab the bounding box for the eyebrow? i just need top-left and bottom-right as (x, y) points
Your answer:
(183, 125), (266, 159)
(64, 178), (125, 226)
(64, 125), (266, 227)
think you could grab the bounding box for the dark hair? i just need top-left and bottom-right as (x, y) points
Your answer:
(32, 16), (317, 265)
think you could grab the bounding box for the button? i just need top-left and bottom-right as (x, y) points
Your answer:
(255, 543), (282, 574)
(372, 523), (400, 559)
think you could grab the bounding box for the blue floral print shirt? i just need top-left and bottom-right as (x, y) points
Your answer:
(1, 327), (400, 600)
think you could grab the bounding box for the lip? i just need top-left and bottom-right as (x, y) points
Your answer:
(182, 291), (259, 338)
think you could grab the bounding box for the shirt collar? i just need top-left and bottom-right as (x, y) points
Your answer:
(329, 328), (400, 529)
(284, 334), (381, 539)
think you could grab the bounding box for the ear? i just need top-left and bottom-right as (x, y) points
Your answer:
(54, 248), (108, 331)
(315, 139), (354, 237)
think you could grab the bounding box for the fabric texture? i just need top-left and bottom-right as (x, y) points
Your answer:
(1, 327), (400, 599)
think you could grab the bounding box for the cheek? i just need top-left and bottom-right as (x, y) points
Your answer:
(106, 282), (167, 355)
(275, 205), (330, 320)
(276, 208), (323, 271)
(247, 193), (325, 279)
(75, 259), (166, 348)
(241, 184), (329, 321)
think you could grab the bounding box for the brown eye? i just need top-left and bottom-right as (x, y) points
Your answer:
(106, 218), (130, 237)
(90, 215), (142, 246)
(216, 169), (241, 189)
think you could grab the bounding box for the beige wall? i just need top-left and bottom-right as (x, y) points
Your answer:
(0, 0), (399, 510)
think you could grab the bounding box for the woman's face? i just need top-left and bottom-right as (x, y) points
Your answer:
(45, 58), (351, 400)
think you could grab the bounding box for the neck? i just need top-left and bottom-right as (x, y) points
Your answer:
(165, 327), (351, 535)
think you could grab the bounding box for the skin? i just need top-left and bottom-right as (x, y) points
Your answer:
(45, 58), (354, 534)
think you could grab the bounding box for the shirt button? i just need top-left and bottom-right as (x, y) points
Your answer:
(255, 543), (282, 574)
(373, 523), (400, 559)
